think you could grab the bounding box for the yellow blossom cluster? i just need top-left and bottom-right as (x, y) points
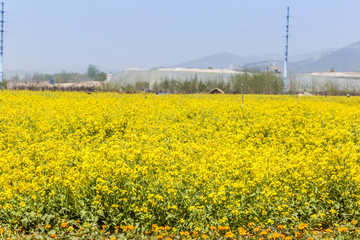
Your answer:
(0, 91), (360, 238)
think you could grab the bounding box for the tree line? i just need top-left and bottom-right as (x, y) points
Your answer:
(5, 66), (287, 94)
(7, 65), (107, 84)
(119, 70), (284, 94)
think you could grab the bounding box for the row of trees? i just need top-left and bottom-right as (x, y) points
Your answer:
(86, 65), (107, 82)
(7, 65), (284, 94)
(8, 65), (107, 84)
(119, 71), (284, 94)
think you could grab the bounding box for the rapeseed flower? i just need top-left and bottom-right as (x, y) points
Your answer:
(0, 92), (359, 238)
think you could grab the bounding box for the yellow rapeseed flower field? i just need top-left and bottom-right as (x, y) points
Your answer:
(1, 91), (360, 239)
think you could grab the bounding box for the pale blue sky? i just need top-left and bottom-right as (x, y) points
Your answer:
(4, 0), (360, 73)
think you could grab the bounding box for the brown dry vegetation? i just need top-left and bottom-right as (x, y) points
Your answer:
(7, 81), (101, 92)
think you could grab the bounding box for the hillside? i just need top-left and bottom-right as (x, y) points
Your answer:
(293, 41), (360, 72)
(172, 52), (279, 69)
(172, 41), (360, 73)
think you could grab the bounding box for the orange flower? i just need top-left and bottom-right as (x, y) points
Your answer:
(122, 225), (135, 232)
(248, 222), (255, 228)
(298, 223), (308, 231)
(225, 231), (234, 238)
(45, 225), (51, 230)
(180, 231), (190, 236)
(337, 227), (348, 233)
(238, 228), (247, 236)
(61, 222), (68, 228)
(272, 232), (280, 239)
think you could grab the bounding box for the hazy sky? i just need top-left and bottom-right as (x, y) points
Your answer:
(4, 0), (360, 73)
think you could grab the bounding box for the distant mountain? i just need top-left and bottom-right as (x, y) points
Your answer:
(241, 60), (284, 72)
(172, 52), (280, 69)
(293, 41), (360, 73)
(239, 49), (337, 72)
(170, 50), (336, 72)
(290, 48), (337, 62)
(171, 41), (360, 73)
(243, 41), (360, 73)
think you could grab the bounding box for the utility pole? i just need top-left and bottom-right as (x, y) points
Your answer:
(0, 2), (4, 84)
(283, 6), (289, 93)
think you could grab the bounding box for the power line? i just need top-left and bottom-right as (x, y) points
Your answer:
(0, 2), (4, 83)
(283, 6), (289, 93)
